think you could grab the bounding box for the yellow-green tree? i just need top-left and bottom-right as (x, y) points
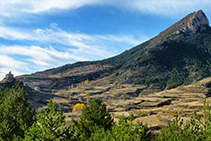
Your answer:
(72, 103), (85, 112)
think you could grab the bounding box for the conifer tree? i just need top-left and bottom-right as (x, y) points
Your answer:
(0, 80), (35, 140)
(90, 113), (152, 141)
(72, 97), (114, 140)
(24, 99), (75, 140)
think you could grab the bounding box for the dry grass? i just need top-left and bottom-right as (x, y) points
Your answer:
(29, 77), (211, 132)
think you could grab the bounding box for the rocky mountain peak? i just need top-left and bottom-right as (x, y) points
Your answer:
(181, 10), (209, 34)
(149, 10), (210, 47)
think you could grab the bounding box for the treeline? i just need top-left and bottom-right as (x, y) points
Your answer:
(2, 82), (211, 140)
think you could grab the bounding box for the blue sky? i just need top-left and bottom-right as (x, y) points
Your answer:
(0, 0), (211, 80)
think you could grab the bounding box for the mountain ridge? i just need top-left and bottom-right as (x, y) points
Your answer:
(16, 10), (211, 94)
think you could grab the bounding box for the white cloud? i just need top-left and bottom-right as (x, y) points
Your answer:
(0, 23), (145, 46)
(0, 26), (31, 40)
(0, 55), (26, 70)
(0, 0), (210, 19)
(0, 22), (148, 80)
(0, 45), (86, 66)
(0, 24), (148, 58)
(0, 45), (87, 80)
(127, 0), (211, 17)
(0, 0), (99, 17)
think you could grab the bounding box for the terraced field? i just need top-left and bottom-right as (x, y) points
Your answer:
(29, 77), (211, 131)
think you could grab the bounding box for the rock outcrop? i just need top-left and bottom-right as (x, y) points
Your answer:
(0, 71), (16, 90)
(180, 10), (209, 35)
(149, 10), (210, 47)
(2, 71), (15, 83)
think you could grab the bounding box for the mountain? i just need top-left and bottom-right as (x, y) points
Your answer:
(17, 10), (211, 94)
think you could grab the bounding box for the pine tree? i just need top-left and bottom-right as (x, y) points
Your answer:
(90, 113), (152, 141)
(24, 99), (75, 140)
(0, 80), (35, 140)
(72, 97), (114, 140)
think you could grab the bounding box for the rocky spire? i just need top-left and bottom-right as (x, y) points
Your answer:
(180, 10), (209, 35)
(149, 10), (210, 47)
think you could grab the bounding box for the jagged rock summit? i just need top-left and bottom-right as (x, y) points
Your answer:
(165, 9), (209, 35)
(180, 10), (209, 35)
(150, 10), (210, 47)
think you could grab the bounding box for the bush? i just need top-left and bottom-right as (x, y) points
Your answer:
(90, 113), (153, 141)
(157, 98), (211, 140)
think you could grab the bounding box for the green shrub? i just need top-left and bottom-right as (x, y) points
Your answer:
(157, 98), (211, 140)
(90, 113), (153, 141)
(24, 99), (75, 140)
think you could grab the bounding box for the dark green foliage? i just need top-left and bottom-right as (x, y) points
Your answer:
(167, 67), (189, 89)
(157, 116), (203, 141)
(72, 97), (114, 140)
(157, 98), (211, 141)
(90, 113), (153, 141)
(0, 80), (35, 140)
(24, 99), (75, 140)
(133, 31), (211, 89)
(108, 30), (211, 89)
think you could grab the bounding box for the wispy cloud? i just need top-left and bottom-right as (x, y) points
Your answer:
(126, 0), (211, 17)
(0, 0), (210, 20)
(0, 23), (148, 80)
(0, 23), (148, 56)
(0, 45), (86, 66)
(0, 26), (31, 40)
(0, 0), (100, 20)
(0, 45), (86, 80)
(0, 55), (27, 70)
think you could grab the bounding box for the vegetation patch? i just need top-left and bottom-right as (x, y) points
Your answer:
(149, 94), (178, 98)
(149, 94), (159, 97)
(161, 94), (178, 98)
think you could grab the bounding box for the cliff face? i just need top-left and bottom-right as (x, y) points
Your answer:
(181, 10), (209, 34)
(149, 10), (210, 47)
